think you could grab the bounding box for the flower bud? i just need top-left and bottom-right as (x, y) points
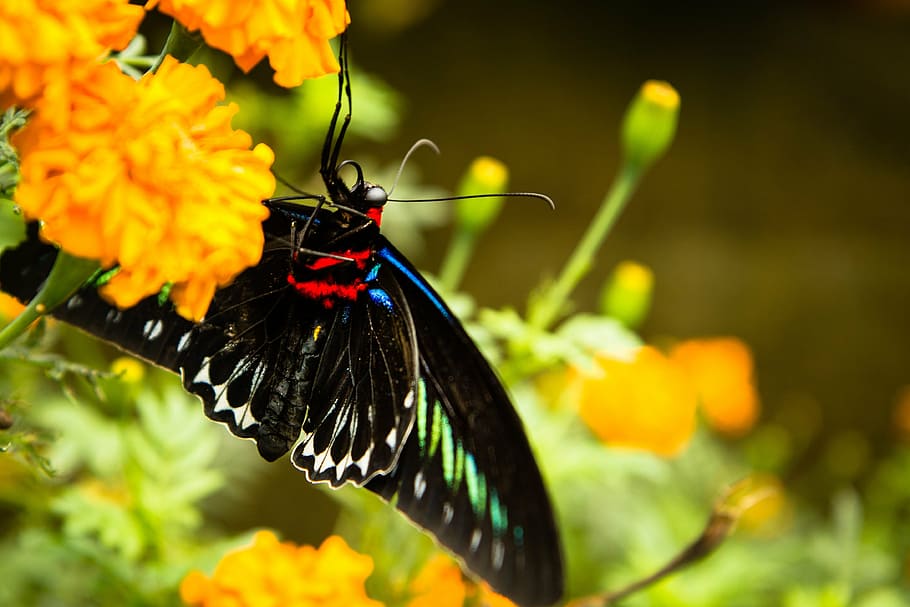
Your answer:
(621, 80), (680, 173)
(111, 356), (145, 384)
(455, 156), (509, 234)
(599, 260), (654, 329)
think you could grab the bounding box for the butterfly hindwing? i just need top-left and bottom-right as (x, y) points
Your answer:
(291, 259), (419, 486)
(365, 241), (563, 607)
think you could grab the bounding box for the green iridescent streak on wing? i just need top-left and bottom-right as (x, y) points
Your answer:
(429, 400), (442, 457)
(453, 439), (465, 488)
(440, 409), (456, 486)
(416, 378), (429, 453)
(412, 383), (490, 519)
(490, 489), (508, 536)
(464, 451), (487, 519)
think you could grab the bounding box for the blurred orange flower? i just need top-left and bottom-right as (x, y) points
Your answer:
(0, 0), (143, 124)
(406, 554), (517, 607)
(407, 554), (467, 607)
(13, 57), (274, 321)
(0, 293), (24, 321)
(148, 0), (350, 87)
(180, 531), (382, 607)
(577, 346), (697, 457)
(474, 583), (519, 607)
(671, 337), (760, 436)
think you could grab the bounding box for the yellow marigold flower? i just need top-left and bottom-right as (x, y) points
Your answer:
(0, 0), (143, 117)
(406, 554), (518, 607)
(671, 337), (760, 436)
(148, 0), (350, 87)
(181, 531), (382, 607)
(0, 292), (24, 321)
(407, 554), (467, 607)
(13, 57), (275, 321)
(474, 583), (518, 607)
(577, 346), (697, 457)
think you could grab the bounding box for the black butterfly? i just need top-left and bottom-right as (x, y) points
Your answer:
(0, 38), (563, 606)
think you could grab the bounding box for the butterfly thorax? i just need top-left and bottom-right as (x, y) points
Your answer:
(277, 179), (388, 309)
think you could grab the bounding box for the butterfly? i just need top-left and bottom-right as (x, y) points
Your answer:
(0, 38), (563, 607)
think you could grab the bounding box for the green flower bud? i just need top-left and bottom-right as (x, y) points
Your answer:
(455, 156), (509, 234)
(599, 260), (654, 329)
(621, 80), (680, 174)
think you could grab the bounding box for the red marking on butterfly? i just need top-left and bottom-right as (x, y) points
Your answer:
(287, 274), (367, 308)
(305, 248), (371, 271)
(366, 207), (383, 226)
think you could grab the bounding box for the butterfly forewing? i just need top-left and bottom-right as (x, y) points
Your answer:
(365, 241), (563, 607)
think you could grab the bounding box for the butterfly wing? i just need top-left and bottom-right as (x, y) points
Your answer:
(289, 260), (419, 486)
(0, 218), (418, 484)
(365, 241), (564, 607)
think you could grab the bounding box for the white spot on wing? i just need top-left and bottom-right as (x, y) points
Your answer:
(315, 447), (335, 474)
(492, 539), (505, 570)
(470, 529), (482, 552)
(237, 360), (266, 430)
(443, 503), (454, 525)
(176, 332), (192, 353)
(403, 389), (415, 409)
(66, 294), (82, 310)
(385, 427), (397, 449)
(351, 447), (372, 478)
(192, 356), (212, 385)
(142, 319), (163, 341)
(413, 471), (426, 499)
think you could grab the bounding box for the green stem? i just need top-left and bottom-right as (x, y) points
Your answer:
(149, 21), (203, 72)
(527, 165), (642, 330)
(0, 252), (98, 350)
(438, 229), (478, 292)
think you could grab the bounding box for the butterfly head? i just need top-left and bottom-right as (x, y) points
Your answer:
(333, 160), (388, 225)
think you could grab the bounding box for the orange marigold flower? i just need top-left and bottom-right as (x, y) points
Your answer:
(0, 0), (143, 116)
(148, 0), (350, 87)
(577, 346), (697, 457)
(406, 554), (467, 607)
(671, 337), (760, 436)
(0, 292), (25, 321)
(474, 583), (519, 607)
(13, 57), (275, 321)
(180, 531), (382, 607)
(406, 554), (518, 607)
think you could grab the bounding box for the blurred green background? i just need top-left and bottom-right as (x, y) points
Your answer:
(132, 0), (910, 524)
(336, 1), (910, 501)
(132, 0), (910, 540)
(2, 2), (910, 604)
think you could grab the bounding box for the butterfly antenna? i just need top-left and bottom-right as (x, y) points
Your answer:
(387, 138), (441, 196)
(320, 33), (347, 182)
(388, 191), (556, 210)
(328, 34), (352, 178)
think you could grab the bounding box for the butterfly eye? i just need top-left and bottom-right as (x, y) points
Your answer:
(364, 185), (388, 207)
